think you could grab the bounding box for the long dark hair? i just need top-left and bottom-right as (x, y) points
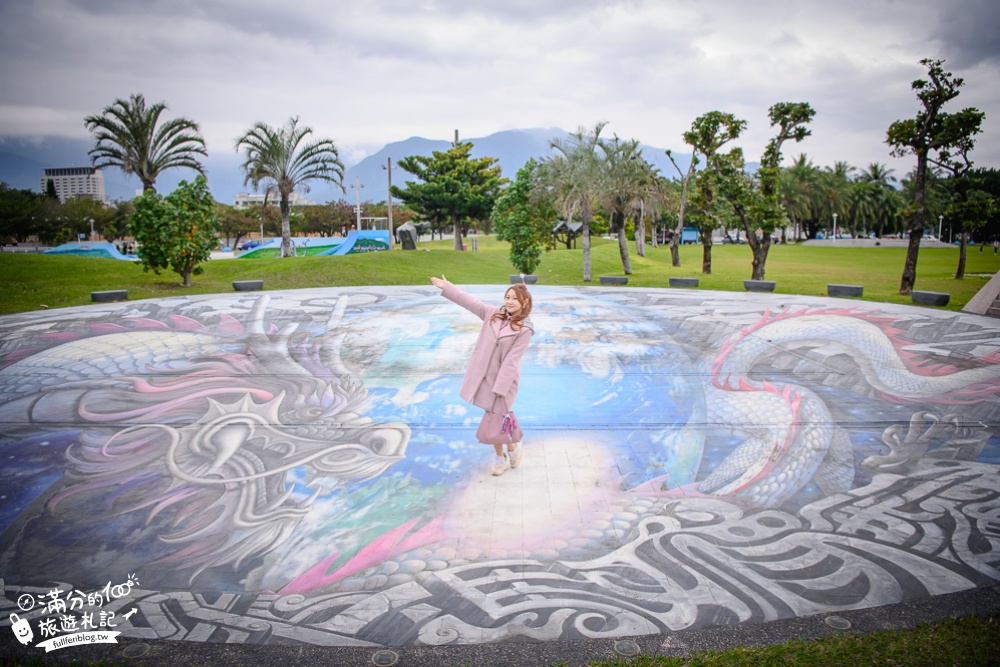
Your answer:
(490, 284), (532, 330)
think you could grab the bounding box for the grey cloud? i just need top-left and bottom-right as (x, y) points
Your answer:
(932, 0), (1000, 67)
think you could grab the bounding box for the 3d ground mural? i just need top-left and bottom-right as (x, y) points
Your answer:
(1, 286), (999, 647)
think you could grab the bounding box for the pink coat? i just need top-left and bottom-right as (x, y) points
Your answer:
(439, 281), (534, 412)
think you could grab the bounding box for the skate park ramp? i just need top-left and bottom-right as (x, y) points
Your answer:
(1, 285), (998, 663)
(42, 241), (137, 260)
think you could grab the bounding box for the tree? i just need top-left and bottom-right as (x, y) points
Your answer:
(817, 161), (855, 236)
(711, 102), (815, 280)
(492, 159), (556, 275)
(683, 112), (746, 274)
(950, 189), (995, 278)
(600, 136), (654, 273)
(850, 163), (900, 239)
(103, 200), (134, 242)
(542, 123), (612, 281)
(216, 204), (257, 249)
(0, 187), (48, 243)
(45, 179), (58, 200)
(777, 154), (820, 240)
(60, 196), (113, 241)
(391, 142), (504, 251)
(665, 149), (699, 267)
(84, 93), (207, 194)
(235, 117), (345, 258)
(130, 175), (218, 287)
(886, 58), (985, 295)
(970, 168), (1000, 242)
(299, 201), (355, 237)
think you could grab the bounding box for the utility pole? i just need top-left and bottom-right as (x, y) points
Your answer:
(382, 157), (396, 250)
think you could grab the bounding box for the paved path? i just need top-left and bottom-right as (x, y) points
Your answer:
(1, 286), (999, 664)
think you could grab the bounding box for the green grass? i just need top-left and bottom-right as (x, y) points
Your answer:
(2, 236), (996, 316)
(583, 616), (999, 667)
(0, 616), (995, 666)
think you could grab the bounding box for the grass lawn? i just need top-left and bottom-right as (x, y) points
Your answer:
(0, 239), (997, 663)
(1, 236), (997, 316)
(0, 615), (995, 666)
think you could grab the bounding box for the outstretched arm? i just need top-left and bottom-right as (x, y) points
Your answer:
(430, 275), (495, 321)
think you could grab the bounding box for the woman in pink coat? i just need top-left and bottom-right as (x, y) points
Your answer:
(430, 276), (534, 476)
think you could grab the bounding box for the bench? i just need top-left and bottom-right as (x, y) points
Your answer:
(509, 275), (538, 284)
(233, 280), (264, 292)
(827, 284), (863, 297)
(911, 290), (950, 307)
(599, 276), (629, 285)
(669, 277), (699, 288)
(744, 280), (776, 293)
(91, 290), (128, 303)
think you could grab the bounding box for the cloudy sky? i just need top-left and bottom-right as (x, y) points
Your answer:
(1, 0), (998, 174)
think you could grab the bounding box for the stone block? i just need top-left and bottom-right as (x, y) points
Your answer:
(599, 276), (628, 286)
(669, 277), (700, 288)
(91, 290), (128, 302)
(827, 284), (863, 297)
(911, 291), (950, 307)
(233, 280), (264, 292)
(744, 280), (776, 292)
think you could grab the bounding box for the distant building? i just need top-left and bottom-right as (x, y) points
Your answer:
(234, 191), (315, 209)
(39, 166), (106, 203)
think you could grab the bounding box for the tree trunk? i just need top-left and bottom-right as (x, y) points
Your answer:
(280, 197), (292, 258)
(900, 152), (928, 295)
(700, 228), (713, 275)
(670, 224), (684, 267)
(635, 206), (646, 258)
(899, 229), (922, 294)
(453, 217), (463, 251)
(751, 239), (770, 280)
(582, 220), (592, 282)
(180, 266), (193, 287)
(743, 226), (772, 280)
(956, 232), (967, 279)
(616, 212), (632, 275)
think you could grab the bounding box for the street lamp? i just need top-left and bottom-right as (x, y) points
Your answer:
(350, 177), (364, 231)
(382, 157), (397, 250)
(89, 218), (95, 241)
(832, 213), (838, 243)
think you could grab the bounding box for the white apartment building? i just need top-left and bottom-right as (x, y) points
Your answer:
(40, 166), (106, 203)
(233, 191), (315, 209)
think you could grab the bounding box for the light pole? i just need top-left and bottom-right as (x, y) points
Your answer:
(350, 177), (363, 231)
(938, 214), (943, 242)
(89, 218), (95, 241)
(382, 157), (396, 250)
(832, 213), (837, 243)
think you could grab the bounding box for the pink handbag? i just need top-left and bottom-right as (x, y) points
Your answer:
(476, 410), (523, 445)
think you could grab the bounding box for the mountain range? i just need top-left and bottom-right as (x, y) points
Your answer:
(0, 128), (720, 205)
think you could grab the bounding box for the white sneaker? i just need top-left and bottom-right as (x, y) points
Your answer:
(508, 443), (522, 468)
(491, 454), (510, 476)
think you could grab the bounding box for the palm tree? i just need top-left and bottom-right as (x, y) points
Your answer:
(84, 93), (207, 194)
(600, 136), (653, 273)
(816, 161), (855, 237)
(235, 117), (345, 258)
(851, 163), (899, 238)
(779, 155), (823, 237)
(544, 123), (611, 282)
